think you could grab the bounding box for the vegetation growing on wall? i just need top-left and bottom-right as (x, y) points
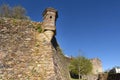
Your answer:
(35, 24), (42, 33)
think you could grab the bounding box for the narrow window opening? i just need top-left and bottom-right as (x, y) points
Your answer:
(50, 16), (52, 19)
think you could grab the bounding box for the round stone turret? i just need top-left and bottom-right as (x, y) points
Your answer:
(42, 7), (58, 42)
(42, 7), (58, 31)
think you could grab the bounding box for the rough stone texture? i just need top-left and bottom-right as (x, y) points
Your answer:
(53, 46), (71, 80)
(107, 73), (120, 80)
(0, 17), (70, 80)
(86, 74), (98, 80)
(98, 73), (108, 80)
(42, 7), (57, 31)
(44, 31), (54, 42)
(90, 58), (103, 74)
(98, 73), (120, 80)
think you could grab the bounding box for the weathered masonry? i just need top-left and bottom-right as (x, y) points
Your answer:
(0, 8), (70, 80)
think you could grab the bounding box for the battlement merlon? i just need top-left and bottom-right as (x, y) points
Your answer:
(42, 7), (58, 31)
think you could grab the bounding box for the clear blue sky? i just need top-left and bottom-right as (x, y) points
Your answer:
(1, 0), (120, 71)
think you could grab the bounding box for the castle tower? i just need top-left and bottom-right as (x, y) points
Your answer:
(42, 8), (58, 42)
(42, 7), (58, 31)
(90, 58), (103, 74)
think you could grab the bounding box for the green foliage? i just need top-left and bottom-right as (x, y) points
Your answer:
(34, 24), (42, 33)
(69, 56), (93, 76)
(35, 42), (40, 47)
(12, 5), (29, 19)
(0, 4), (11, 17)
(0, 4), (29, 19)
(36, 25), (42, 33)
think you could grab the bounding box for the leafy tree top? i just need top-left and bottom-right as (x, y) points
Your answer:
(69, 56), (93, 75)
(0, 4), (29, 19)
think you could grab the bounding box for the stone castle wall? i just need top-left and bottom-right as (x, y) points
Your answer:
(90, 58), (103, 74)
(98, 73), (120, 80)
(0, 18), (70, 80)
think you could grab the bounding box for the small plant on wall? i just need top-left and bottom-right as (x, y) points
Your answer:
(36, 24), (42, 33)
(33, 24), (42, 33)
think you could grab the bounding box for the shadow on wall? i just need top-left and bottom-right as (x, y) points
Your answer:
(107, 73), (120, 80)
(97, 73), (108, 80)
(97, 73), (120, 80)
(51, 36), (58, 50)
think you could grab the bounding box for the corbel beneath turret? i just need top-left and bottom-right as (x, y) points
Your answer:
(42, 7), (58, 42)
